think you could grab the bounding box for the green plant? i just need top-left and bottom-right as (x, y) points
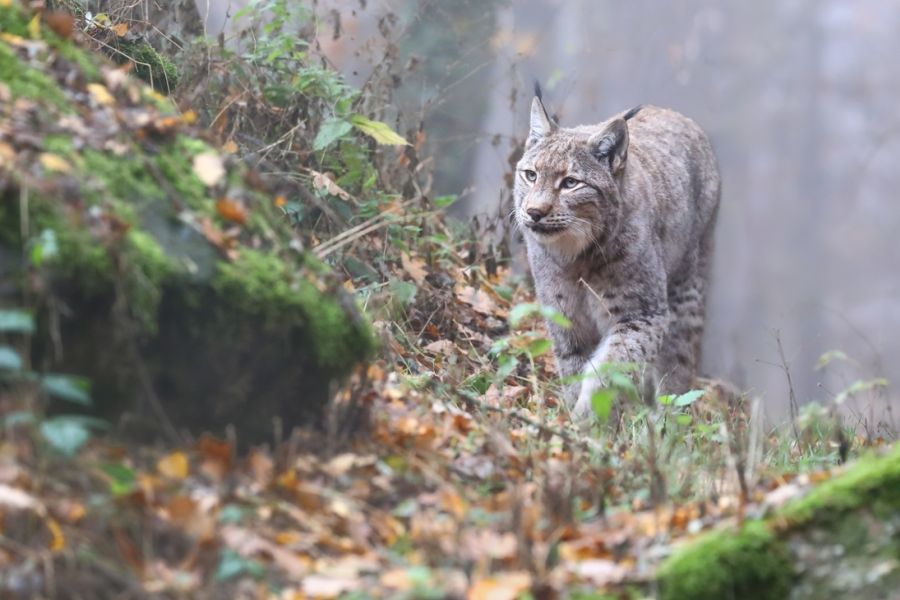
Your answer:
(1, 309), (106, 456)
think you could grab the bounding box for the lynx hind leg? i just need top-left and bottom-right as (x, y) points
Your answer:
(658, 269), (708, 394)
(658, 223), (715, 394)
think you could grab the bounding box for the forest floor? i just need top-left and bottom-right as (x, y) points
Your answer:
(2, 246), (893, 598)
(1, 3), (897, 599)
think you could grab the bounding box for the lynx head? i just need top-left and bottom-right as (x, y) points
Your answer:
(514, 95), (639, 259)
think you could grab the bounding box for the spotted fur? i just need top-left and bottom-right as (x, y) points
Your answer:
(514, 97), (720, 419)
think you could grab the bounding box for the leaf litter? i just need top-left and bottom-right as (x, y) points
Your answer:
(0, 5), (892, 599)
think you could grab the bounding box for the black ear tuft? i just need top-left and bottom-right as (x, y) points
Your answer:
(534, 80), (543, 101)
(623, 105), (643, 121)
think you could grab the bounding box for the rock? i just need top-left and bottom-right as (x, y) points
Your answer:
(657, 443), (900, 600)
(0, 3), (375, 442)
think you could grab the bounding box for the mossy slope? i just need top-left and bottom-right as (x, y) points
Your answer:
(657, 444), (900, 600)
(0, 3), (375, 439)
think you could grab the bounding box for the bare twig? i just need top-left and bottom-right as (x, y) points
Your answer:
(774, 330), (801, 442)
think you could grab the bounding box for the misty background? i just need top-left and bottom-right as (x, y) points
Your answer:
(199, 0), (898, 424)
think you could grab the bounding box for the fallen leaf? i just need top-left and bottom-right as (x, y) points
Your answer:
(455, 286), (497, 316)
(166, 495), (197, 525)
(222, 525), (311, 579)
(302, 575), (359, 598)
(87, 83), (115, 106)
(571, 559), (628, 586)
(44, 12), (75, 38)
(46, 518), (65, 552)
(196, 435), (233, 480)
(247, 449), (273, 487)
(401, 252), (428, 285)
(157, 451), (189, 480)
(222, 139), (239, 154)
(215, 198), (248, 224)
(0, 141), (16, 166)
(193, 152), (225, 186)
(39, 153), (72, 174)
(0, 484), (44, 513)
(111, 22), (129, 37)
(310, 169), (352, 201)
(423, 340), (456, 356)
(467, 572), (531, 600)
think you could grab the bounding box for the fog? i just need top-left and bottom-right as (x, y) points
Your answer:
(206, 0), (899, 423)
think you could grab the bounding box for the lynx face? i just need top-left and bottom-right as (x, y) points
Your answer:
(514, 98), (629, 259)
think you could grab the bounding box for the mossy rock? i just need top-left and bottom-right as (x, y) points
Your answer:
(0, 3), (375, 441)
(657, 444), (900, 600)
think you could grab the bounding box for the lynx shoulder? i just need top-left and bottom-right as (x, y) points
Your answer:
(513, 96), (720, 419)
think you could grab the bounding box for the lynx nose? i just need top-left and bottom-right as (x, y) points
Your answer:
(526, 208), (548, 223)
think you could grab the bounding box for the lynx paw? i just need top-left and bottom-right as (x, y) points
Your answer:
(573, 378), (601, 419)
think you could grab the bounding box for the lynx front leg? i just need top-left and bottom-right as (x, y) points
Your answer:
(573, 309), (670, 418)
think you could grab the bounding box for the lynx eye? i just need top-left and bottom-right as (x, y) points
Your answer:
(561, 176), (581, 190)
(522, 169), (537, 183)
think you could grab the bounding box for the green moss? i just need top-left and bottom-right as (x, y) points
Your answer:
(214, 249), (375, 369)
(0, 4), (29, 37)
(115, 39), (178, 93)
(0, 42), (69, 109)
(82, 148), (166, 205)
(53, 224), (114, 294)
(121, 229), (176, 332)
(657, 521), (792, 600)
(779, 444), (900, 525)
(43, 134), (74, 155)
(50, 36), (101, 82)
(154, 137), (212, 211)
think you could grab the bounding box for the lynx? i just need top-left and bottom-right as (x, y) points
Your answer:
(514, 93), (720, 419)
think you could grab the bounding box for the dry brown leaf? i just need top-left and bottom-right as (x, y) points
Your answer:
(192, 152), (225, 186)
(111, 22), (129, 37)
(310, 169), (352, 201)
(571, 559), (628, 586)
(215, 198), (248, 225)
(302, 575), (359, 599)
(380, 568), (416, 591)
(196, 435), (233, 480)
(467, 572), (531, 600)
(455, 286), (497, 316)
(248, 449), (274, 487)
(222, 526), (311, 579)
(166, 495), (197, 525)
(0, 484), (44, 513)
(44, 12), (75, 38)
(423, 339), (456, 356)
(324, 453), (357, 477)
(401, 252), (428, 284)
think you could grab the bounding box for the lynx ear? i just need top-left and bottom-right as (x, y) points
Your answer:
(589, 118), (629, 174)
(529, 96), (556, 142)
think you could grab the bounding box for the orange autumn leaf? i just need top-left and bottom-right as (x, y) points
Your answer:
(216, 198), (248, 224)
(157, 451), (189, 480)
(44, 12), (75, 39)
(46, 518), (65, 552)
(467, 572), (531, 600)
